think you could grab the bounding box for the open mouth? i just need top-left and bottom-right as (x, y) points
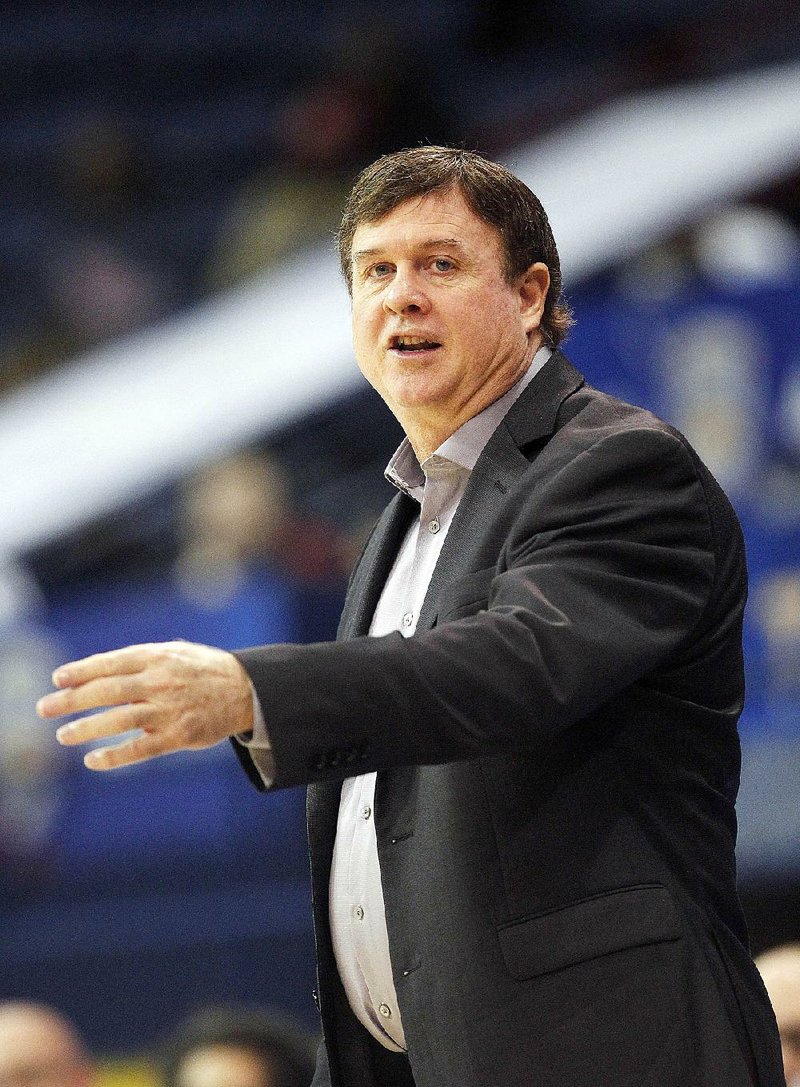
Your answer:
(389, 335), (442, 353)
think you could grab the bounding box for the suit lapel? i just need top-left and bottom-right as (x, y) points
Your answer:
(308, 488), (417, 894)
(417, 351), (584, 632)
(337, 490), (417, 640)
(340, 352), (584, 639)
(502, 349), (584, 450)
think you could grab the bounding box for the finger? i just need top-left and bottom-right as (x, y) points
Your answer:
(83, 730), (174, 772)
(37, 675), (148, 719)
(55, 705), (150, 746)
(52, 644), (155, 689)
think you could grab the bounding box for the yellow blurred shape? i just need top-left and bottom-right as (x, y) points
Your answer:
(96, 1058), (160, 1087)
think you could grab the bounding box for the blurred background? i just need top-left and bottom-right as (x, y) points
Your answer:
(1, 0), (799, 1081)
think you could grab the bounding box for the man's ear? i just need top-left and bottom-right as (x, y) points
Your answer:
(518, 262), (550, 333)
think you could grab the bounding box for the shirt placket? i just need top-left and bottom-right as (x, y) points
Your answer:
(400, 460), (459, 637)
(342, 465), (457, 1049)
(348, 772), (406, 1047)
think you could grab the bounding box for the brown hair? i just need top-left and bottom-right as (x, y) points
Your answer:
(337, 145), (573, 346)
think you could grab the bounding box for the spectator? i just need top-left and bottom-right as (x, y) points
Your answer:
(0, 1001), (93, 1087)
(755, 569), (800, 698)
(208, 25), (454, 293)
(757, 943), (800, 1087)
(162, 1006), (316, 1087)
(0, 564), (64, 896)
(175, 451), (291, 607)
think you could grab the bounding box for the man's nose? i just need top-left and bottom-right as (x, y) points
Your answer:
(382, 269), (430, 316)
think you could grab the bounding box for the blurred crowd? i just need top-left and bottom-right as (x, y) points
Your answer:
(0, 1000), (317, 1087)
(6, 944), (800, 1086)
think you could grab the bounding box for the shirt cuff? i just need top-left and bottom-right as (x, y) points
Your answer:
(235, 681), (276, 786)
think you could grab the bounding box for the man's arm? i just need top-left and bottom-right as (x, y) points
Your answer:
(236, 425), (725, 786)
(38, 424), (728, 783)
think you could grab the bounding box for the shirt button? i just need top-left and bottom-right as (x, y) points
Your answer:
(379, 1003), (392, 1018)
(402, 612), (413, 628)
(361, 805), (372, 820)
(428, 518), (440, 534)
(353, 905), (364, 921)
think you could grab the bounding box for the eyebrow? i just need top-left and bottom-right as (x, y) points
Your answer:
(351, 238), (469, 264)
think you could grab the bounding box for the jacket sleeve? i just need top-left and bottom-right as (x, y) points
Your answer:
(235, 426), (724, 790)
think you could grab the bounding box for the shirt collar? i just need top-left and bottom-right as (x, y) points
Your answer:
(385, 345), (552, 500)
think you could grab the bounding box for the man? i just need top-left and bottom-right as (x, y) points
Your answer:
(38, 147), (784, 1086)
(0, 1001), (93, 1087)
(757, 943), (800, 1085)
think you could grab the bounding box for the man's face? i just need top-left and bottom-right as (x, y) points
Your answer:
(349, 187), (548, 452)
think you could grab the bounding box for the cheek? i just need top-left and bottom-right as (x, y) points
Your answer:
(351, 314), (374, 364)
(456, 290), (517, 340)
(352, 299), (382, 340)
(468, 311), (517, 356)
(351, 327), (386, 393)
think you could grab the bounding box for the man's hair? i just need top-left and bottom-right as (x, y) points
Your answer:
(336, 145), (573, 347)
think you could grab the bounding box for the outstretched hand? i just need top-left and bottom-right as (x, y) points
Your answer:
(36, 640), (254, 771)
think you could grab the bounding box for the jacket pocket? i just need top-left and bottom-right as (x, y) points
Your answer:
(437, 566), (496, 622)
(497, 883), (681, 980)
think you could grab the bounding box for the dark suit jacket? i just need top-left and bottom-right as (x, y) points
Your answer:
(236, 352), (784, 1087)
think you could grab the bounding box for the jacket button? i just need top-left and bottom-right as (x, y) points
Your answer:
(379, 1003), (392, 1018)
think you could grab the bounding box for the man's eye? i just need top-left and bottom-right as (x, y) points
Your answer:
(370, 263), (392, 278)
(433, 258), (454, 272)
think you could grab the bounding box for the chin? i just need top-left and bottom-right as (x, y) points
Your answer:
(390, 375), (452, 405)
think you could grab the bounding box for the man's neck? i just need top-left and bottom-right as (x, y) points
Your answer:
(401, 343), (543, 463)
